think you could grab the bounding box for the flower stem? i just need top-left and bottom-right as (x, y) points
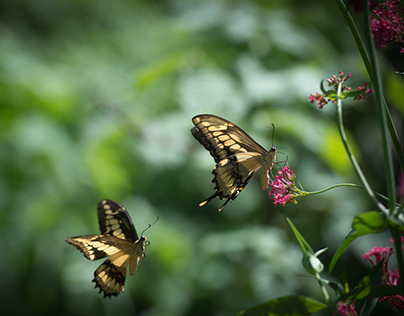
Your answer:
(362, 1), (396, 213)
(335, 82), (387, 213)
(335, 0), (400, 214)
(304, 183), (400, 207)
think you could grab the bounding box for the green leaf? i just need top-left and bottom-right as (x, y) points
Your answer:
(286, 218), (314, 255)
(339, 284), (404, 302)
(329, 212), (387, 273)
(351, 211), (387, 234)
(236, 295), (328, 316)
(287, 218), (319, 275)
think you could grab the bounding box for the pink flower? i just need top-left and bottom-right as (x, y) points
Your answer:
(354, 83), (374, 101)
(335, 301), (357, 316)
(361, 246), (393, 266)
(309, 92), (329, 109)
(309, 71), (373, 109)
(361, 239), (404, 310)
(369, 0), (404, 49)
(269, 166), (304, 206)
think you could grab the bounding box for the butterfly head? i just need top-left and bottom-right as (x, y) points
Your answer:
(263, 146), (276, 168)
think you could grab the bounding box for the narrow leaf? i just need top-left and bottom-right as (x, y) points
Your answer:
(329, 212), (387, 273)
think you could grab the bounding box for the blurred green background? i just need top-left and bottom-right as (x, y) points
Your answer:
(1, 0), (403, 315)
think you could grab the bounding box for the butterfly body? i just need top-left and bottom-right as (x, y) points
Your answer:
(191, 114), (276, 211)
(66, 199), (147, 298)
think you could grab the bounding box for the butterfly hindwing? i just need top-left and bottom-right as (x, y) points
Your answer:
(92, 237), (146, 298)
(191, 114), (276, 211)
(66, 200), (147, 298)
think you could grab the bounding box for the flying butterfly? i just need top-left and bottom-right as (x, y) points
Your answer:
(66, 199), (153, 298)
(191, 114), (277, 211)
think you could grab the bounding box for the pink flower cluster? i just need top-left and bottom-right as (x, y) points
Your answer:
(361, 237), (404, 310)
(269, 166), (300, 206)
(369, 0), (404, 50)
(308, 92), (329, 109)
(336, 301), (357, 316)
(308, 71), (373, 109)
(354, 83), (373, 101)
(337, 237), (404, 314)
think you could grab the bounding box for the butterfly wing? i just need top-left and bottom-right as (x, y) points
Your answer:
(66, 200), (147, 298)
(92, 237), (147, 298)
(97, 199), (138, 243)
(191, 115), (267, 163)
(200, 153), (264, 211)
(191, 115), (275, 211)
(66, 235), (128, 261)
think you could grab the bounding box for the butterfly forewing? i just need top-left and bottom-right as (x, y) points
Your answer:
(191, 114), (276, 211)
(191, 115), (267, 163)
(97, 199), (138, 242)
(66, 200), (147, 298)
(66, 235), (127, 261)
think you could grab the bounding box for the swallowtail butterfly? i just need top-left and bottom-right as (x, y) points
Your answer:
(66, 199), (148, 298)
(191, 114), (276, 211)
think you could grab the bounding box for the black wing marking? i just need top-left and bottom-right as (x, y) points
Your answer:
(92, 237), (146, 298)
(200, 153), (263, 211)
(97, 199), (138, 243)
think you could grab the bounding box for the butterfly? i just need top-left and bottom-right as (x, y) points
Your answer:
(191, 114), (276, 211)
(66, 199), (149, 298)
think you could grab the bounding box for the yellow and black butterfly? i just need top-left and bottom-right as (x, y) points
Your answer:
(191, 114), (276, 211)
(66, 199), (149, 298)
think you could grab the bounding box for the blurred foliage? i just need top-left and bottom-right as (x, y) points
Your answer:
(0, 0), (403, 315)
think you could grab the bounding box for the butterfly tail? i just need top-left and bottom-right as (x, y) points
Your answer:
(218, 198), (231, 211)
(199, 192), (219, 208)
(199, 192), (231, 212)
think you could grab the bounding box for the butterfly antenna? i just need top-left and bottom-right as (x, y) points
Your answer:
(271, 123), (275, 147)
(141, 215), (160, 236)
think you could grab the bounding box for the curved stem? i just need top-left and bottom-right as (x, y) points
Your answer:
(304, 183), (401, 207)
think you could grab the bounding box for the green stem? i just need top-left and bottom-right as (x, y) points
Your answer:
(305, 183), (362, 195)
(335, 82), (387, 213)
(304, 183), (398, 205)
(335, 0), (399, 214)
(316, 272), (330, 304)
(362, 1), (396, 213)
